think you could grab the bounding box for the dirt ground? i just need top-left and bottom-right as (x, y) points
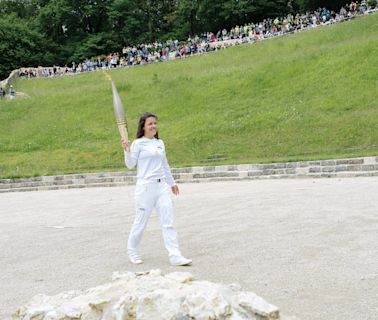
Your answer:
(1, 177), (377, 319)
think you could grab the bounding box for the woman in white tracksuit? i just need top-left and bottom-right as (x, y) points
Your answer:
(122, 112), (192, 266)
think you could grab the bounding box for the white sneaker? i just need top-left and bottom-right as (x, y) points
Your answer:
(128, 251), (143, 264)
(170, 255), (192, 266)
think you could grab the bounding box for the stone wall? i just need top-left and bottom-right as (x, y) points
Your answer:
(0, 69), (19, 93)
(1, 156), (377, 193)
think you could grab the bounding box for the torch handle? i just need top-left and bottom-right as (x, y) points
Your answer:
(117, 119), (129, 142)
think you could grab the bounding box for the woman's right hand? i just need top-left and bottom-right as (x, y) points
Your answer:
(121, 139), (131, 152)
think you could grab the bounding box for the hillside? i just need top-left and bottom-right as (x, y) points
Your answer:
(0, 13), (377, 178)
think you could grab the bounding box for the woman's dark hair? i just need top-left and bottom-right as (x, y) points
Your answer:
(136, 112), (159, 139)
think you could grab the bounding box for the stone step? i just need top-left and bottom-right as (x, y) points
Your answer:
(1, 156), (377, 193)
(0, 176), (138, 190)
(1, 170), (377, 193)
(0, 181), (135, 193)
(180, 170), (378, 183)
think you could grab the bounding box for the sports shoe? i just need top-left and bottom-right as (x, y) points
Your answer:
(128, 251), (143, 264)
(170, 255), (192, 266)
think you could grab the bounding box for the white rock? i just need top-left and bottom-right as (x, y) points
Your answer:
(13, 270), (281, 320)
(237, 291), (279, 319)
(165, 271), (194, 283)
(111, 270), (135, 281)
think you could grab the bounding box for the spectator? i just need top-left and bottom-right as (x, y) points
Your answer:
(0, 87), (5, 99)
(340, 6), (348, 17)
(9, 85), (15, 99)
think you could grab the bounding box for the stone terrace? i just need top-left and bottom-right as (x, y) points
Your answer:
(1, 156), (377, 193)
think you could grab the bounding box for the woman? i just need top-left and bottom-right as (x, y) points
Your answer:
(122, 112), (192, 266)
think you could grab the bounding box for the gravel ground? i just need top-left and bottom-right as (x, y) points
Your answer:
(1, 177), (377, 319)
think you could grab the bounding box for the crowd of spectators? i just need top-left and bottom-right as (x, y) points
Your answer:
(17, 1), (377, 79)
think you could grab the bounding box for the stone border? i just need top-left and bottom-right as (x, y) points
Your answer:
(0, 70), (19, 93)
(1, 156), (377, 193)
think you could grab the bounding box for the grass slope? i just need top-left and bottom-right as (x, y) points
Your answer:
(0, 14), (377, 178)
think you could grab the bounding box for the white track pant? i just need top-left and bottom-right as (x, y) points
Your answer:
(127, 181), (182, 257)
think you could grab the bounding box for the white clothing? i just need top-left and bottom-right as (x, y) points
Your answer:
(128, 180), (181, 257)
(124, 137), (182, 258)
(125, 137), (175, 186)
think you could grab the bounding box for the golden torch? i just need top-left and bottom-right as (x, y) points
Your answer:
(110, 79), (128, 142)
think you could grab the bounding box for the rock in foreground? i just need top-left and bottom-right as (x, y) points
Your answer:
(13, 269), (280, 320)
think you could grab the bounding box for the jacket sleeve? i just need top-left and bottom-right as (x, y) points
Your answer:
(124, 140), (139, 169)
(161, 140), (176, 187)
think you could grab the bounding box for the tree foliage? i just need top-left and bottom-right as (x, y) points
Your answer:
(302, 0), (351, 11)
(0, 14), (54, 78)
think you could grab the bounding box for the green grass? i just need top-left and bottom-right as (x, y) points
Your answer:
(1, 14), (377, 178)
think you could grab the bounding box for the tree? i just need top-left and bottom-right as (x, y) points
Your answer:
(72, 33), (119, 61)
(0, 0), (38, 19)
(35, 0), (115, 63)
(220, 0), (258, 30)
(108, 0), (180, 45)
(176, 0), (293, 36)
(108, 0), (150, 45)
(292, 0), (350, 11)
(0, 14), (54, 79)
(246, 0), (293, 21)
(175, 0), (200, 37)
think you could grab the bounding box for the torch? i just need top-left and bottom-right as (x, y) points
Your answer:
(105, 72), (129, 143)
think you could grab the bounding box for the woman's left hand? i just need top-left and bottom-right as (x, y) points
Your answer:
(171, 185), (179, 195)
